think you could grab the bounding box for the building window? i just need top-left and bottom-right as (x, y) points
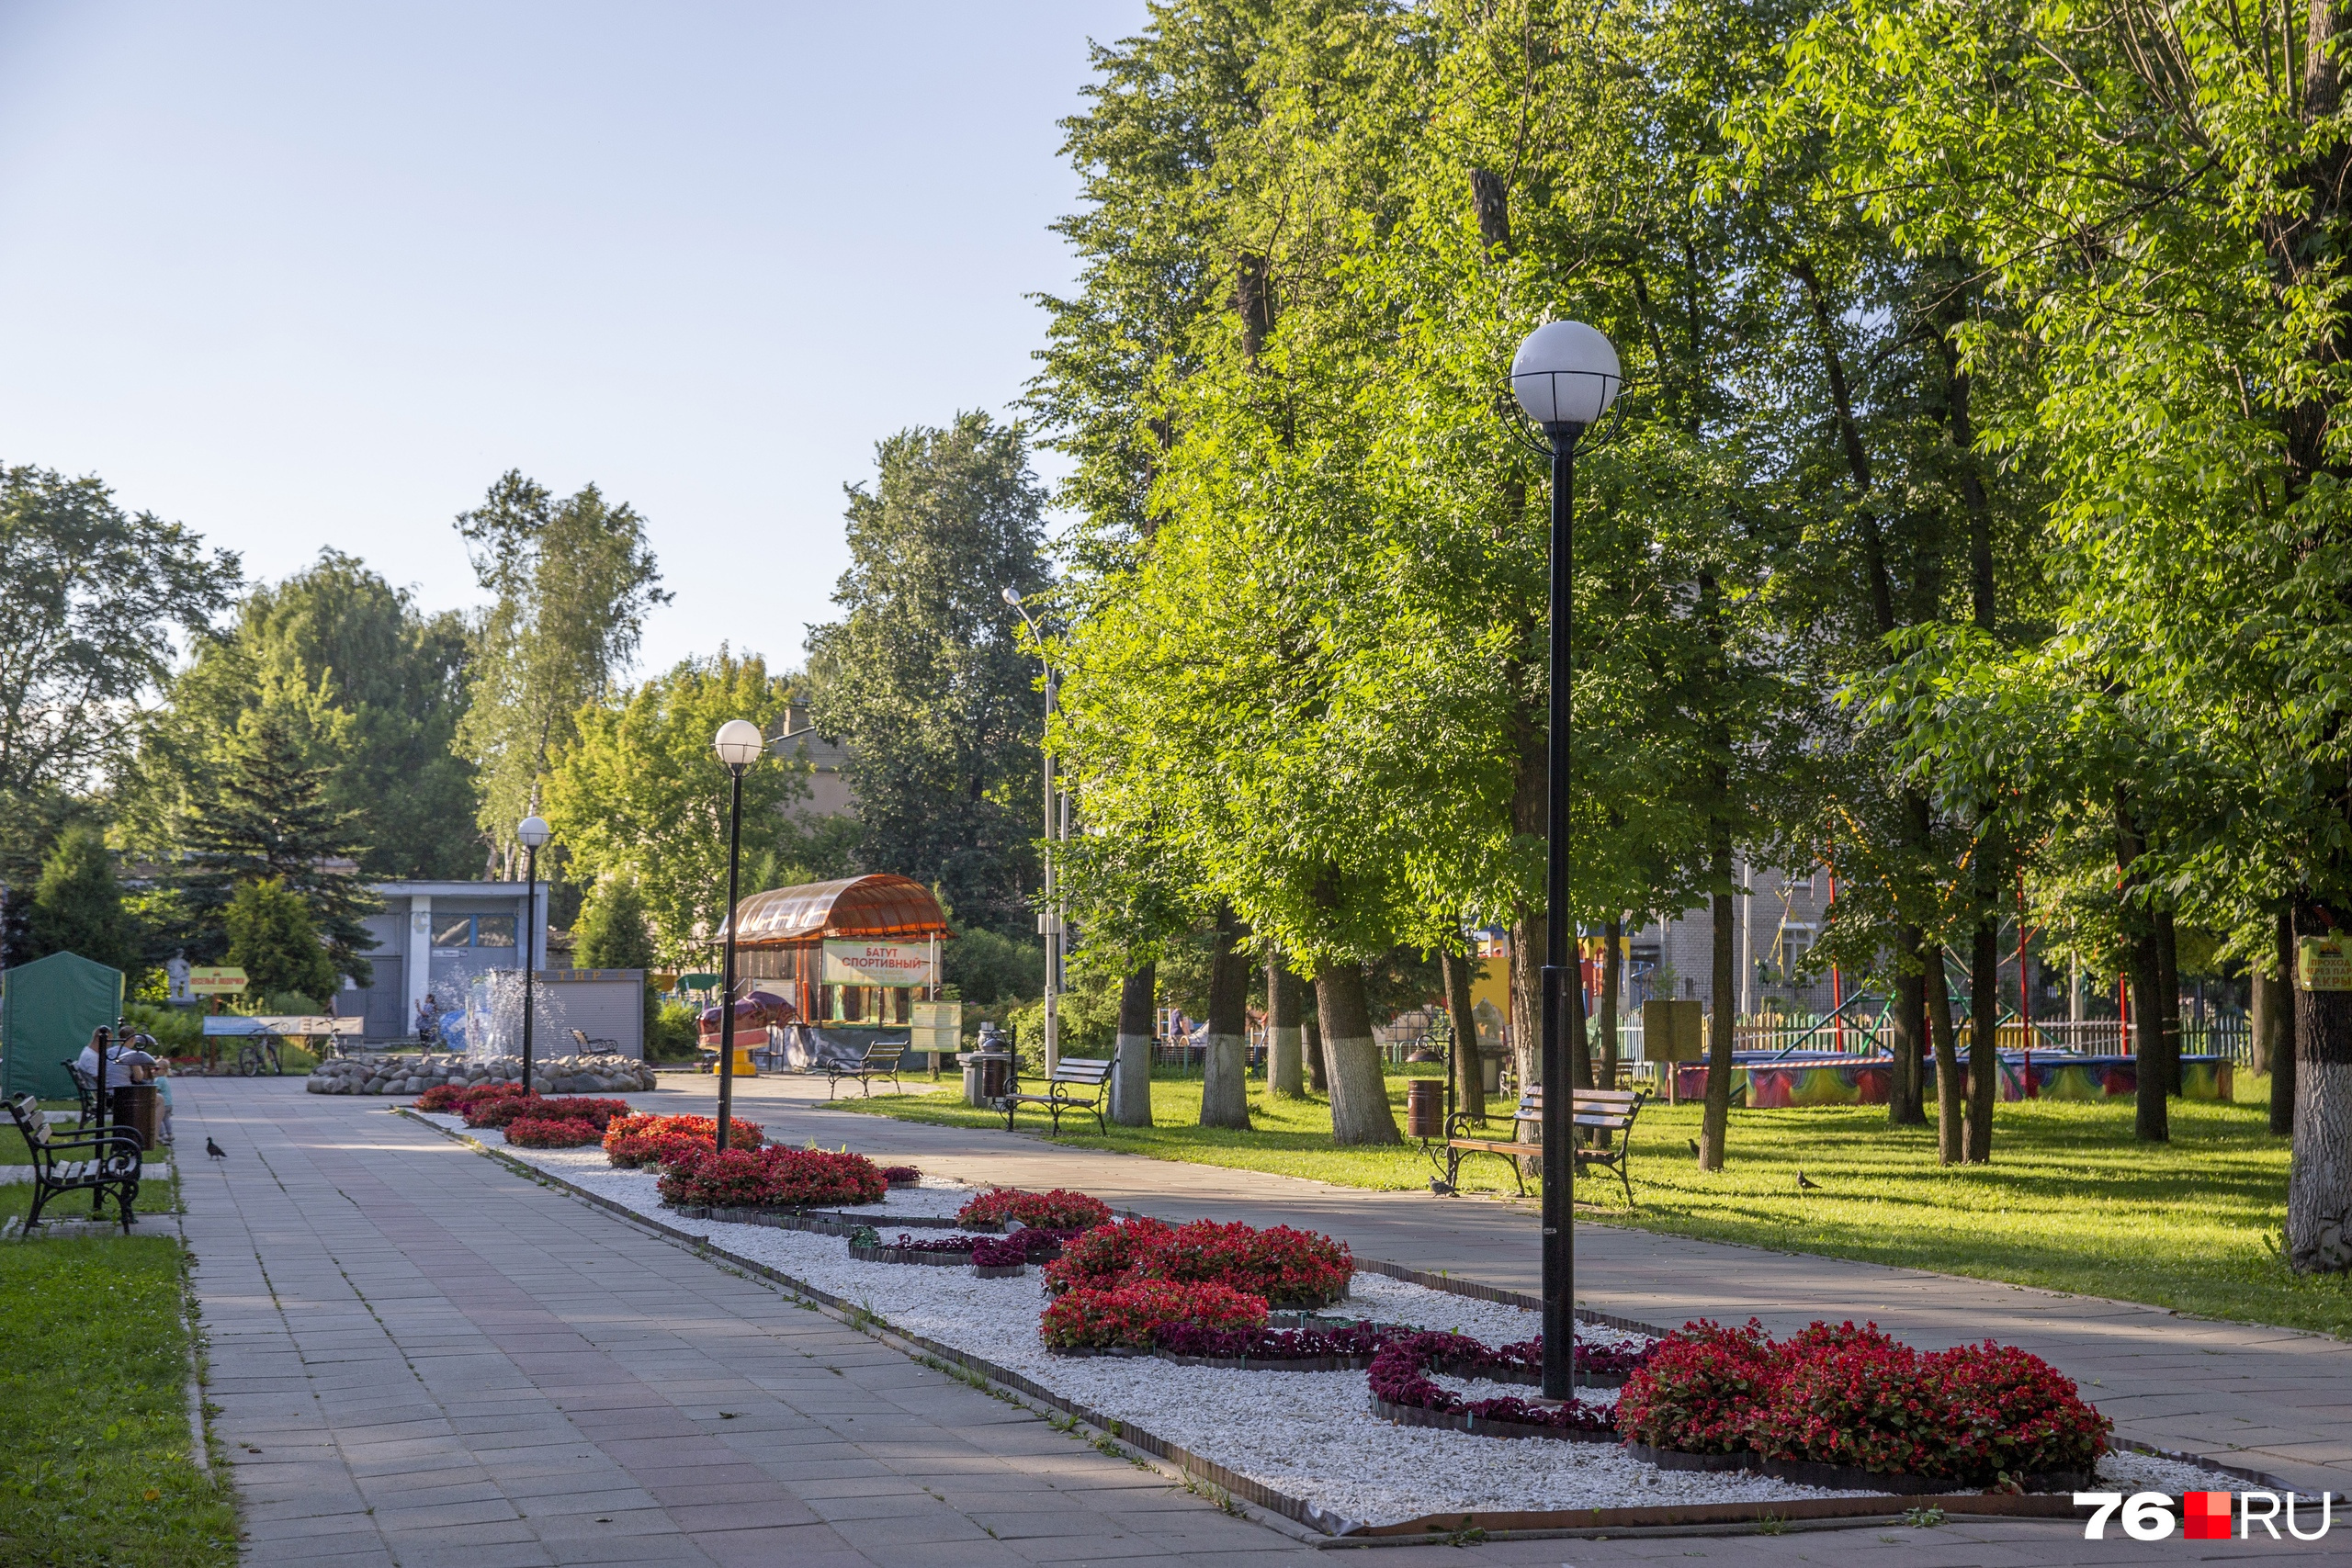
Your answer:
(432, 915), (473, 948)
(475, 916), (516, 948)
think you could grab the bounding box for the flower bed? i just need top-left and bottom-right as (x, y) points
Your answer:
(602, 1112), (765, 1167)
(956, 1187), (1114, 1233)
(1042, 1216), (1351, 1308)
(1616, 1319), (2109, 1488)
(460, 1093), (632, 1132)
(1039, 1279), (1268, 1349)
(880, 1164), (922, 1188)
(1367, 1334), (1618, 1441)
(655, 1145), (885, 1210)
(503, 1115), (605, 1148)
(842, 1226), (1073, 1272)
(414, 1081), (522, 1114)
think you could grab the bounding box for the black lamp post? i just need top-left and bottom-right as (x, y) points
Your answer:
(713, 718), (765, 1151)
(1509, 319), (1623, 1402)
(516, 814), (550, 1092)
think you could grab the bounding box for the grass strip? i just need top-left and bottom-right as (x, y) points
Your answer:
(835, 1070), (2346, 1338)
(0, 1176), (236, 1568)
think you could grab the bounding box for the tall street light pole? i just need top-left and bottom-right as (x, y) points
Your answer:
(516, 814), (551, 1092)
(1004, 586), (1061, 1079)
(714, 718), (765, 1151)
(1509, 319), (1622, 1402)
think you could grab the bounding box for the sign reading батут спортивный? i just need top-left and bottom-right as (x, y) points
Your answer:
(821, 941), (938, 987)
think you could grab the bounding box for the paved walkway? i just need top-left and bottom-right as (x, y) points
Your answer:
(170, 1077), (2288, 1566)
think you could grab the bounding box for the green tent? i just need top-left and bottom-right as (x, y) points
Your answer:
(2, 950), (125, 1101)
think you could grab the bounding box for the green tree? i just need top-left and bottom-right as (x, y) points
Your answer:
(224, 877), (337, 1002)
(24, 823), (137, 974)
(0, 463), (240, 804)
(453, 471), (669, 874)
(179, 686), (378, 984)
(122, 550), (478, 881)
(805, 412), (1052, 934)
(573, 875), (657, 971)
(542, 650), (804, 963)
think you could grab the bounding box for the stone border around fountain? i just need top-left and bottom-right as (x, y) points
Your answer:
(306, 1051), (656, 1096)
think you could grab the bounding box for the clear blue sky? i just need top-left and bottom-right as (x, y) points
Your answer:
(0, 1), (1145, 674)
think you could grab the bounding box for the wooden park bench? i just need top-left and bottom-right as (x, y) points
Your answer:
(569, 1027), (620, 1054)
(7, 1092), (143, 1232)
(62, 1062), (101, 1127)
(826, 1039), (907, 1100)
(1434, 1086), (1647, 1207)
(1000, 1055), (1113, 1135)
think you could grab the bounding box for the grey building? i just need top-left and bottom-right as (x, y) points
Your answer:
(770, 702), (854, 819)
(1624, 861), (1839, 1016)
(340, 880), (548, 1039)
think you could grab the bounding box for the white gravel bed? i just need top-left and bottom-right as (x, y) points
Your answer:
(424, 1112), (2229, 1523)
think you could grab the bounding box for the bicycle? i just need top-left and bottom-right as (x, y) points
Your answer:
(235, 1037), (285, 1077)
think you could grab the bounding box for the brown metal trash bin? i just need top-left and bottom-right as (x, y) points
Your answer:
(110, 1084), (162, 1150)
(1405, 1077), (1443, 1138)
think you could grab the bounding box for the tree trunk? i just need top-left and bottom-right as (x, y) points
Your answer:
(1700, 866), (1736, 1168)
(2155, 907), (2183, 1097)
(1570, 937), (1593, 1091)
(1317, 961), (1400, 1145)
(1304, 993), (1328, 1095)
(1925, 949), (1963, 1164)
(1199, 905), (1251, 1129)
(2252, 953), (2281, 1079)
(2272, 911), (2298, 1138)
(1267, 953), (1304, 1099)
(1889, 925), (1928, 1127)
(2288, 907), (2352, 1270)
(1442, 948), (1486, 1123)
(1599, 917), (1623, 1089)
(1509, 903), (1543, 1099)
(2117, 793), (2167, 1142)
(1967, 897), (1999, 1163)
(1111, 963), (1156, 1127)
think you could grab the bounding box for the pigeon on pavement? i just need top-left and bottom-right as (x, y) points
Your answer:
(205, 1137), (227, 1160)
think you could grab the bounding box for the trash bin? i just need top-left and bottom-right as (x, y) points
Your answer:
(110, 1084), (162, 1150)
(962, 1052), (1012, 1108)
(1405, 1078), (1443, 1138)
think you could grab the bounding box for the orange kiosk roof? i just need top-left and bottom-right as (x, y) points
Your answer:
(718, 874), (955, 948)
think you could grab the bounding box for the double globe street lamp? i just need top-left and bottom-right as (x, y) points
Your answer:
(1508, 319), (1623, 1402)
(713, 718), (766, 1151)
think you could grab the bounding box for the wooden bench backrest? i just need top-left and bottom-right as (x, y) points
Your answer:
(865, 1043), (904, 1065)
(1052, 1058), (1114, 1085)
(6, 1094), (49, 1151)
(1514, 1087), (1643, 1128)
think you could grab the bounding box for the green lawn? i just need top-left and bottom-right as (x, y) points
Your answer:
(831, 1068), (1529, 1195)
(835, 1071), (2346, 1338)
(0, 1176), (238, 1568)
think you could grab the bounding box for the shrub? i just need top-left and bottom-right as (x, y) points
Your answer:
(958, 1188), (1114, 1232)
(970, 1235), (1028, 1268)
(1038, 1280), (1269, 1349)
(879, 1165), (922, 1183)
(655, 1145), (886, 1209)
(1037, 1215), (1351, 1306)
(602, 1113), (765, 1167)
(504, 1116), (604, 1149)
(1927, 1341), (2110, 1482)
(1368, 1333), (1614, 1435)
(1615, 1320), (1781, 1455)
(1042, 1217), (1173, 1294)
(1749, 1324), (1939, 1475)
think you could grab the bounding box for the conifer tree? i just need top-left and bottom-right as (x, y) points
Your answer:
(26, 823), (137, 974)
(224, 877), (337, 1003)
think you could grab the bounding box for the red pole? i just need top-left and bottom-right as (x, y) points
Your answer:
(1826, 866), (1845, 1052)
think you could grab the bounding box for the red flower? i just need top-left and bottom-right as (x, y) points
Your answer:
(503, 1116), (604, 1148)
(601, 1113), (765, 1167)
(1038, 1279), (1268, 1348)
(957, 1188), (1114, 1232)
(655, 1145), (886, 1209)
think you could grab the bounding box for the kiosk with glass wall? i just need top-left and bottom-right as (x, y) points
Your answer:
(719, 874), (955, 1066)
